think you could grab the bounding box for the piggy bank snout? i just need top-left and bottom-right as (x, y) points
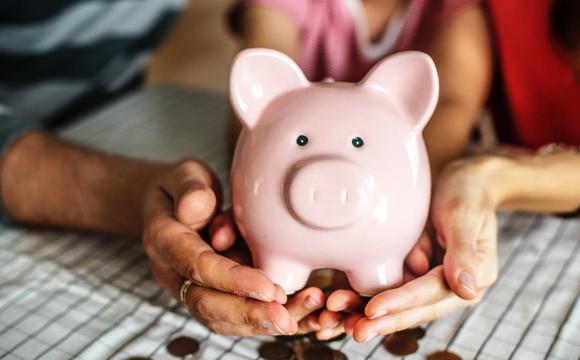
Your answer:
(286, 158), (372, 229)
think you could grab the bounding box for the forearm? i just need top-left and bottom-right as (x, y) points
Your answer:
(241, 6), (299, 60)
(425, 5), (492, 180)
(424, 100), (480, 180)
(478, 153), (580, 213)
(0, 131), (169, 237)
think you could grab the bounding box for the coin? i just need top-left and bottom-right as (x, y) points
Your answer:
(166, 336), (200, 357)
(258, 340), (295, 360)
(383, 333), (419, 356)
(303, 344), (346, 360)
(402, 327), (426, 339)
(277, 333), (311, 342)
(427, 350), (463, 360)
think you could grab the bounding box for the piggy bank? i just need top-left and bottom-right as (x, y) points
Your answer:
(230, 49), (438, 295)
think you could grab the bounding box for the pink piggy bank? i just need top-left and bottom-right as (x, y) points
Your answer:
(230, 49), (438, 296)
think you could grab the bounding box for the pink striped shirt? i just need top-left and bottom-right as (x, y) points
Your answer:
(230, 0), (477, 82)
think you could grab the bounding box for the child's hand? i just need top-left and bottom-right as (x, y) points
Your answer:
(318, 232), (433, 342)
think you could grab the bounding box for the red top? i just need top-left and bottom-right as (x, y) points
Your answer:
(487, 0), (580, 148)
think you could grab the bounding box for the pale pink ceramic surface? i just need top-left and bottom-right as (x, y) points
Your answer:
(230, 48), (438, 295)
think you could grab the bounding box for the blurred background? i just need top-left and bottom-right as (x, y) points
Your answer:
(146, 0), (236, 94)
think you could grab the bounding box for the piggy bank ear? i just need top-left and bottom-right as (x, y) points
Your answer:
(230, 48), (309, 129)
(361, 52), (439, 132)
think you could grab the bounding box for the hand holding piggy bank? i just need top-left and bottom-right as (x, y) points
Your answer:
(230, 49), (438, 296)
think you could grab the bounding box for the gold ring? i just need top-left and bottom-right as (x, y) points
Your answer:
(179, 279), (193, 305)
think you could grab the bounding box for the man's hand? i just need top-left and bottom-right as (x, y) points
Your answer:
(142, 159), (301, 336)
(209, 211), (351, 338)
(327, 158), (500, 342)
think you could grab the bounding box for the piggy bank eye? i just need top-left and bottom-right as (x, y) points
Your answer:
(351, 136), (364, 148)
(296, 135), (309, 146)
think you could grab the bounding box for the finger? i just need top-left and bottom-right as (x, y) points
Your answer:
(405, 230), (432, 275)
(298, 313), (321, 334)
(326, 289), (364, 313)
(315, 310), (345, 340)
(353, 295), (481, 343)
(274, 284), (288, 304)
(157, 260), (295, 336)
(285, 287), (325, 322)
(402, 267), (418, 283)
(433, 205), (482, 300)
(148, 258), (182, 298)
(315, 323), (345, 341)
(209, 212), (237, 251)
(365, 266), (451, 319)
(473, 212), (499, 288)
(319, 310), (341, 330)
(186, 285), (297, 336)
(344, 314), (365, 337)
(152, 219), (283, 303)
(168, 161), (220, 228)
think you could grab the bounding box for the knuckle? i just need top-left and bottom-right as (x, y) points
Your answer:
(192, 250), (215, 285)
(243, 301), (262, 328)
(189, 290), (209, 318)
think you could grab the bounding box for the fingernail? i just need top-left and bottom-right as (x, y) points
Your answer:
(250, 291), (273, 302)
(365, 331), (378, 343)
(458, 271), (477, 296)
(262, 320), (285, 336)
(369, 308), (388, 319)
(304, 295), (320, 309)
(335, 301), (349, 312)
(328, 319), (340, 329)
(308, 318), (320, 330)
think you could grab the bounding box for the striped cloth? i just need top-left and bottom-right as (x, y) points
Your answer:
(0, 0), (186, 224)
(0, 0), (185, 151)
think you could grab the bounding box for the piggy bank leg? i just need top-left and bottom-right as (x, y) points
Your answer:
(254, 255), (311, 295)
(346, 260), (404, 296)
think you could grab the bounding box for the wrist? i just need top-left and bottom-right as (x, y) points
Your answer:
(451, 155), (515, 209)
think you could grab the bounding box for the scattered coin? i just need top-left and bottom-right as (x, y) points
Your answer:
(258, 340), (295, 360)
(383, 333), (419, 356)
(303, 344), (346, 360)
(277, 333), (311, 342)
(427, 350), (463, 360)
(166, 336), (200, 357)
(402, 327), (426, 339)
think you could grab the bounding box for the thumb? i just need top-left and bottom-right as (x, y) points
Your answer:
(176, 183), (216, 228)
(167, 161), (220, 229)
(436, 213), (482, 300)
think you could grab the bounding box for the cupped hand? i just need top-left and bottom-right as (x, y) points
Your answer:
(327, 157), (501, 342)
(208, 208), (436, 340)
(142, 159), (299, 336)
(209, 212), (342, 338)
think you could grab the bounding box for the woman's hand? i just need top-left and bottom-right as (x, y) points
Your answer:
(328, 157), (502, 342)
(142, 159), (303, 336)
